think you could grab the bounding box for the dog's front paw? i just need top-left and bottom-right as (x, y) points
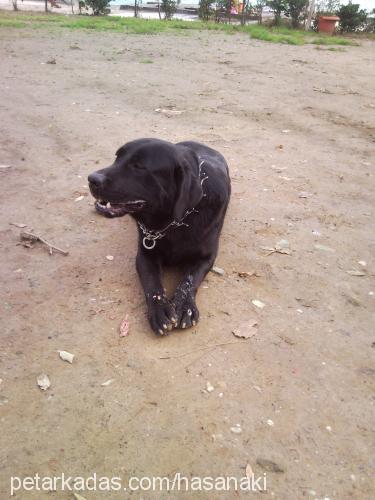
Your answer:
(172, 289), (199, 330)
(147, 292), (177, 336)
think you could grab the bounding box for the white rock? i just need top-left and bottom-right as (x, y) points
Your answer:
(106, 255), (114, 261)
(58, 350), (74, 364)
(211, 266), (225, 276)
(206, 381), (215, 393)
(314, 244), (335, 253)
(37, 374), (51, 391)
(101, 379), (114, 387)
(252, 299), (265, 309)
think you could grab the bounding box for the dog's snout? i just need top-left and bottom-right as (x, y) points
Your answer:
(88, 172), (106, 189)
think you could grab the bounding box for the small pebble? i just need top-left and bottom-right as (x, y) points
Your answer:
(37, 374), (51, 391)
(276, 239), (290, 249)
(230, 425), (242, 434)
(206, 381), (214, 393)
(58, 350), (74, 364)
(101, 379), (114, 387)
(267, 419), (274, 426)
(326, 425), (332, 432)
(252, 299), (265, 309)
(314, 244), (335, 253)
(106, 255), (114, 261)
(211, 266), (225, 276)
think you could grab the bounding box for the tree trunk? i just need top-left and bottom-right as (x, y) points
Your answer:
(12, 0), (18, 11)
(45, 0), (48, 13)
(305, 0), (315, 30)
(240, 1), (247, 26)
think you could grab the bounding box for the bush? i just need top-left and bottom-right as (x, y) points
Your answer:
(337, 2), (368, 32)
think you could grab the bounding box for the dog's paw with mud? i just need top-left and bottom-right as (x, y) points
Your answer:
(172, 277), (199, 329)
(148, 293), (177, 335)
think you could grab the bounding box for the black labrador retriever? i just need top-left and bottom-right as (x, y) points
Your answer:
(88, 138), (230, 335)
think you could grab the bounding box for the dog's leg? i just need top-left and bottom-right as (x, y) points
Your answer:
(136, 251), (177, 335)
(172, 255), (215, 329)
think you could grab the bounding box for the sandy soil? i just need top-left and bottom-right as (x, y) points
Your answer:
(0, 25), (374, 500)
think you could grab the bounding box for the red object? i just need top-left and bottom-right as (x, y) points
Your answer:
(318, 16), (340, 35)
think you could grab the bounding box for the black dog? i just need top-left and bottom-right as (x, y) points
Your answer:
(88, 138), (230, 335)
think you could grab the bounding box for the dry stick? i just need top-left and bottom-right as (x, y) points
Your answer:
(20, 231), (69, 256)
(159, 340), (249, 360)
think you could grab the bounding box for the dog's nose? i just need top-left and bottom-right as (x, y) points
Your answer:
(88, 172), (106, 188)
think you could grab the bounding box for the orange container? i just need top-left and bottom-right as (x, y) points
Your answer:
(318, 16), (340, 35)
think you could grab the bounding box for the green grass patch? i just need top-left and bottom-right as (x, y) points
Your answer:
(310, 36), (357, 46)
(245, 25), (305, 45)
(0, 11), (358, 46)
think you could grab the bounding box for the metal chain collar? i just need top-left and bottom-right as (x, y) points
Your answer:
(138, 160), (208, 250)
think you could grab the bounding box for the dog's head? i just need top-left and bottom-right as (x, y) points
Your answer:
(88, 139), (203, 221)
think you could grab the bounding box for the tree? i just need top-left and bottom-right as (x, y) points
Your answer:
(11, 0), (18, 10)
(199, 0), (215, 21)
(255, 0), (267, 24)
(161, 0), (178, 20)
(285, 0), (309, 28)
(85, 0), (111, 15)
(240, 0), (252, 26)
(315, 0), (340, 15)
(337, 2), (368, 32)
(363, 8), (375, 33)
(267, 0), (287, 25)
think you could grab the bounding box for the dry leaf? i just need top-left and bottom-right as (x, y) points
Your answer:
(119, 314), (130, 337)
(346, 270), (366, 277)
(232, 320), (258, 339)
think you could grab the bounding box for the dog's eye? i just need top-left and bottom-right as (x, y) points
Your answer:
(131, 163), (144, 170)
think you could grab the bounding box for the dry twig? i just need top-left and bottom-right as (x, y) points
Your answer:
(20, 231), (69, 256)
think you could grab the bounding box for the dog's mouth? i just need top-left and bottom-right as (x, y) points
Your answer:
(94, 199), (146, 218)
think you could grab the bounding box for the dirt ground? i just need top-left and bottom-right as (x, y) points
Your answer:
(0, 25), (374, 500)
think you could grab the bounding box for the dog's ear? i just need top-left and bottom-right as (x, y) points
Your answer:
(115, 144), (128, 159)
(174, 147), (203, 221)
